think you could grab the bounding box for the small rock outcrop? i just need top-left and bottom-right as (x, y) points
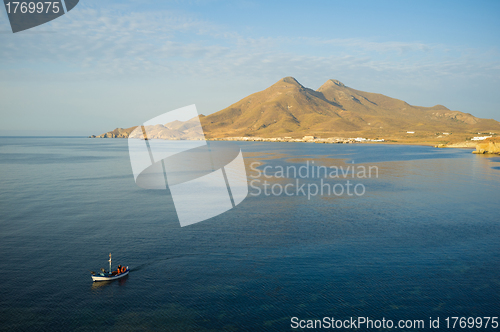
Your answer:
(473, 137), (500, 154)
(91, 126), (138, 138)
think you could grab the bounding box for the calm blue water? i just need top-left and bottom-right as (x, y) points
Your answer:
(0, 138), (499, 331)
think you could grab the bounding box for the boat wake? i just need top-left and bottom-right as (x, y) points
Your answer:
(129, 255), (185, 272)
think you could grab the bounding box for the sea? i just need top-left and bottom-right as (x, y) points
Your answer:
(0, 137), (499, 331)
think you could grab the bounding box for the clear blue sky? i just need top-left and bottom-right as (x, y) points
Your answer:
(1, 0), (499, 135)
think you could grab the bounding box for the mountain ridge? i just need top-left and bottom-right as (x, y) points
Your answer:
(200, 77), (500, 139)
(92, 77), (500, 144)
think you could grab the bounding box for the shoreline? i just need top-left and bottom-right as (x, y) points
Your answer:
(87, 135), (499, 154)
(206, 136), (476, 149)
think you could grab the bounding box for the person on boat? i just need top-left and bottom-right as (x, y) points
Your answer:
(117, 265), (122, 274)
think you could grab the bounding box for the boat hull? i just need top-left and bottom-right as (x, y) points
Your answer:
(91, 268), (129, 282)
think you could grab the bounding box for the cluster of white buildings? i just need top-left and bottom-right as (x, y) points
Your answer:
(353, 137), (385, 142)
(211, 136), (385, 144)
(471, 136), (492, 141)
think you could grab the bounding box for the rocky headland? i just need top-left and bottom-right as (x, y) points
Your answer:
(472, 137), (500, 154)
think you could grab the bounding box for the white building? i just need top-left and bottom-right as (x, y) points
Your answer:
(471, 136), (492, 141)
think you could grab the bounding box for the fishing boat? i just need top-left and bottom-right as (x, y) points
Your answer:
(90, 253), (129, 282)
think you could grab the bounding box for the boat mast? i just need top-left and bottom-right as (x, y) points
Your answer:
(109, 253), (112, 273)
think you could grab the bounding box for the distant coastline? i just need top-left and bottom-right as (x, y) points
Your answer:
(88, 132), (500, 154)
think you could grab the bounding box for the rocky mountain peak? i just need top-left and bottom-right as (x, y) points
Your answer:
(272, 76), (304, 88)
(329, 79), (345, 87)
(317, 79), (347, 91)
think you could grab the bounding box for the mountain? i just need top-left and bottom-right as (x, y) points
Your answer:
(200, 77), (500, 139)
(93, 77), (500, 143)
(91, 116), (204, 139)
(129, 116), (205, 140)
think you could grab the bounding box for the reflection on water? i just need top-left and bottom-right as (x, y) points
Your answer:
(0, 138), (499, 331)
(90, 277), (129, 290)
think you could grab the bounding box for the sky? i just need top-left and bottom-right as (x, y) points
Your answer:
(1, 0), (499, 136)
